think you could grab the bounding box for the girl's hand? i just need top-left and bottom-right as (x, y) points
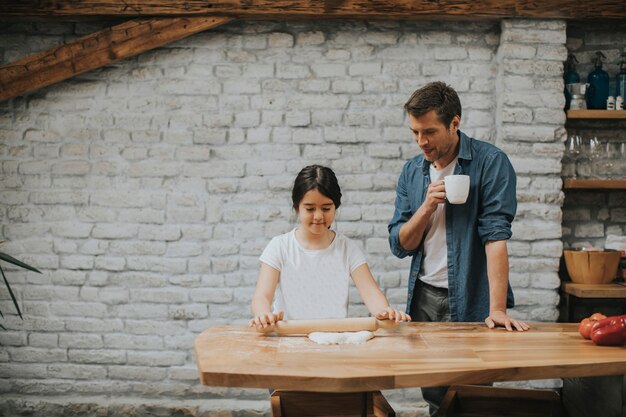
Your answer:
(248, 311), (284, 330)
(375, 307), (411, 323)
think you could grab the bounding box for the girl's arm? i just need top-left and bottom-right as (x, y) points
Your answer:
(352, 264), (411, 322)
(249, 263), (284, 329)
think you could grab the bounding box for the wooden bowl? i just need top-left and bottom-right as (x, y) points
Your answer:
(563, 249), (621, 284)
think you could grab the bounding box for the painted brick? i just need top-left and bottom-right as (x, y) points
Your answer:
(23, 129), (61, 143)
(297, 31), (325, 45)
(311, 63), (346, 77)
(28, 333), (58, 348)
(0, 332), (28, 347)
(268, 32), (294, 48)
(574, 223), (605, 238)
(65, 319), (124, 333)
(9, 347), (67, 363)
(502, 28), (567, 44)
(435, 46), (468, 60)
(59, 334), (104, 349)
(530, 240), (563, 257)
(349, 62), (381, 76)
(529, 272), (561, 290)
(0, 365), (46, 384)
(513, 289), (560, 307)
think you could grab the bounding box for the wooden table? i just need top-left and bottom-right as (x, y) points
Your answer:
(561, 282), (626, 323)
(194, 322), (626, 393)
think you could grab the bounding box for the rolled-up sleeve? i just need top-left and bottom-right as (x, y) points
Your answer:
(477, 151), (517, 245)
(388, 164), (418, 259)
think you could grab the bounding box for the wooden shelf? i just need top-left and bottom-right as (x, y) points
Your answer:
(567, 110), (626, 119)
(562, 282), (626, 299)
(563, 179), (626, 189)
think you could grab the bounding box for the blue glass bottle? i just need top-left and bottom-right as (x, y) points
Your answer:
(616, 52), (626, 101)
(563, 54), (580, 110)
(587, 51), (609, 110)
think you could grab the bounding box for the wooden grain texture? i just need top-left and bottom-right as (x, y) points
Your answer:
(194, 322), (626, 392)
(563, 180), (626, 190)
(562, 282), (626, 299)
(257, 317), (398, 335)
(567, 109), (626, 119)
(563, 250), (621, 285)
(269, 391), (393, 417)
(439, 384), (564, 417)
(1, 1), (626, 20)
(0, 16), (232, 101)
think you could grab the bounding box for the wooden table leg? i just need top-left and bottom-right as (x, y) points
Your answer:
(270, 390), (395, 417)
(361, 392), (367, 417)
(566, 293), (575, 323)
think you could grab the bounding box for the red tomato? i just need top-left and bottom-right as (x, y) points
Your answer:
(579, 318), (593, 339)
(579, 313), (607, 339)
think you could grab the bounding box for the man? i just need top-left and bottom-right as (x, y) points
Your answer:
(388, 81), (528, 416)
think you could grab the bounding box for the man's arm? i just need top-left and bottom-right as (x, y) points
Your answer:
(484, 240), (528, 331)
(398, 180), (446, 251)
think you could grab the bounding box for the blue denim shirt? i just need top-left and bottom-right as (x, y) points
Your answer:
(388, 131), (517, 322)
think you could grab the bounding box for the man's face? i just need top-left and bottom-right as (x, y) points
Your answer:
(408, 110), (460, 165)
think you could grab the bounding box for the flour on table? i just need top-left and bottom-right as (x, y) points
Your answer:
(307, 331), (374, 345)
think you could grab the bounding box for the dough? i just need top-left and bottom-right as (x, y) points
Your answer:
(307, 330), (374, 345)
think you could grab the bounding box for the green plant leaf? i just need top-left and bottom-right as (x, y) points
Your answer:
(0, 252), (41, 274)
(0, 265), (22, 319)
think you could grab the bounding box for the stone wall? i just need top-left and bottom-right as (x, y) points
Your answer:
(562, 190), (626, 249)
(0, 19), (566, 416)
(495, 20), (566, 321)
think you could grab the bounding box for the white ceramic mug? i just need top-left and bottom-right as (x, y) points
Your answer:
(444, 175), (470, 204)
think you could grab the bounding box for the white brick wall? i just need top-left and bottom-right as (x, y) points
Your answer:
(0, 18), (574, 415)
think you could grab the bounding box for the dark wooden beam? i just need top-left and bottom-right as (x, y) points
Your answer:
(0, 0), (625, 20)
(0, 16), (233, 102)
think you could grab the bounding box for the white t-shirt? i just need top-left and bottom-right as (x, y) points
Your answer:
(419, 158), (458, 289)
(259, 229), (367, 320)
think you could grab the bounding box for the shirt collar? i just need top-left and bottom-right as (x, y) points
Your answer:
(457, 130), (473, 161)
(420, 130), (472, 174)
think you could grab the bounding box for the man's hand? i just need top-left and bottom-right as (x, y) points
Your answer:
(422, 180), (446, 214)
(485, 310), (529, 332)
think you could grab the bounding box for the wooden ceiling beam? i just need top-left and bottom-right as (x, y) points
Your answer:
(1, 0), (625, 20)
(0, 16), (233, 102)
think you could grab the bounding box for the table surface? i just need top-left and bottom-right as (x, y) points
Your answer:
(562, 282), (626, 298)
(194, 322), (626, 392)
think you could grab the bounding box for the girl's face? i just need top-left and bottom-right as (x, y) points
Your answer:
(296, 189), (336, 235)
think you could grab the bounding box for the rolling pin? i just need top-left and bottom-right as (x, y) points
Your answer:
(255, 317), (398, 335)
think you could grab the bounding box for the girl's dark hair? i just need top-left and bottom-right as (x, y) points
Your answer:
(404, 81), (462, 128)
(292, 165), (342, 211)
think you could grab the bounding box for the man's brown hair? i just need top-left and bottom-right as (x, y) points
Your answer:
(404, 81), (462, 128)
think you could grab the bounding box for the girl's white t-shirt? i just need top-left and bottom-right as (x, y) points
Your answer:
(259, 229), (367, 320)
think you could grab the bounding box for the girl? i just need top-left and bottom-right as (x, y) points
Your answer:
(250, 165), (410, 329)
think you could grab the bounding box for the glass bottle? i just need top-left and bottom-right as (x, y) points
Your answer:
(587, 51), (609, 110)
(563, 54), (580, 111)
(616, 52), (626, 102)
